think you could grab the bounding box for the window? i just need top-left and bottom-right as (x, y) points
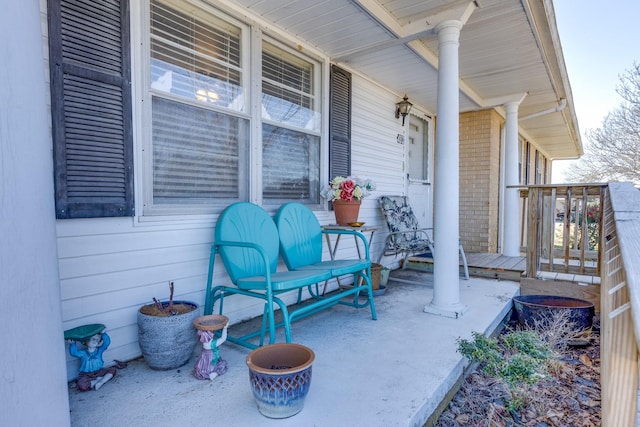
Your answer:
(147, 0), (249, 212)
(524, 141), (531, 185)
(518, 139), (523, 185)
(145, 0), (323, 214)
(535, 151), (542, 184)
(261, 41), (321, 205)
(50, 0), (338, 218)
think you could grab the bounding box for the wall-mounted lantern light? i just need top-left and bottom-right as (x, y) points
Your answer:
(395, 95), (413, 126)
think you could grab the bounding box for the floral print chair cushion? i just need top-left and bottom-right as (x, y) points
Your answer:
(378, 195), (435, 255)
(378, 195), (469, 279)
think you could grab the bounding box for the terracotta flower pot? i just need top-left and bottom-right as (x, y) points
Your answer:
(246, 343), (315, 418)
(333, 199), (361, 225)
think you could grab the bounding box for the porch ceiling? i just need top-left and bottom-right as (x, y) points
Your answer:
(228, 0), (582, 159)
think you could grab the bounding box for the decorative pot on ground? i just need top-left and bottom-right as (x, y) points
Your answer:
(380, 267), (390, 287)
(370, 262), (383, 290)
(512, 295), (595, 344)
(137, 282), (201, 370)
(333, 199), (361, 225)
(246, 343), (315, 419)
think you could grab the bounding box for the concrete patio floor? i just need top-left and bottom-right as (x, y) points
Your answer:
(68, 271), (519, 427)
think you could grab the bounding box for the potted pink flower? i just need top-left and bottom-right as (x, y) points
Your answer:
(321, 176), (375, 225)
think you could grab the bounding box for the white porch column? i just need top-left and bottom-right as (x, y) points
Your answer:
(424, 20), (468, 318)
(503, 101), (522, 256)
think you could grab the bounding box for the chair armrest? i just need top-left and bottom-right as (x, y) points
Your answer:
(382, 229), (434, 253)
(385, 228), (433, 241)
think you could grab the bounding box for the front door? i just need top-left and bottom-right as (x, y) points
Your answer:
(406, 115), (432, 229)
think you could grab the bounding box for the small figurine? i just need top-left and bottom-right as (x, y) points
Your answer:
(65, 324), (117, 391)
(193, 315), (229, 380)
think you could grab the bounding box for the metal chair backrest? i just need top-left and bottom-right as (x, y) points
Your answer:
(275, 202), (323, 270)
(214, 202), (279, 283)
(379, 195), (425, 246)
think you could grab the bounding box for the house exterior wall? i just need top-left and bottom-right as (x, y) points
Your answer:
(43, 0), (411, 378)
(2, 1), (71, 424)
(459, 110), (503, 253)
(457, 109), (552, 255)
(56, 74), (407, 380)
(38, 0), (552, 382)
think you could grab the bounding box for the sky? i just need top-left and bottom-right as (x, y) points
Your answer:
(551, 0), (640, 182)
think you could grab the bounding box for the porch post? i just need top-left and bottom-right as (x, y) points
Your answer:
(503, 101), (521, 256)
(424, 20), (468, 318)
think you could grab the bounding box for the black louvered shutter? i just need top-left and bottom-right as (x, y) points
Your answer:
(48, 0), (134, 218)
(329, 65), (351, 179)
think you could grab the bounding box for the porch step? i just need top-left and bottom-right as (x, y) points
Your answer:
(406, 252), (525, 282)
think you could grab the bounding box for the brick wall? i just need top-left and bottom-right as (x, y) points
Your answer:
(459, 109), (503, 253)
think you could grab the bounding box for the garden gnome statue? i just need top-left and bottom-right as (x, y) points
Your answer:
(193, 315), (229, 380)
(65, 324), (117, 391)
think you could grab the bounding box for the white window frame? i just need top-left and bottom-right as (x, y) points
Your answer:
(136, 0), (324, 217)
(259, 37), (323, 208)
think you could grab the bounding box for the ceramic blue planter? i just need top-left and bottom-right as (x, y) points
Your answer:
(246, 343), (315, 418)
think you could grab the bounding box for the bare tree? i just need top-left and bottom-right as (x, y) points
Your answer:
(564, 62), (640, 186)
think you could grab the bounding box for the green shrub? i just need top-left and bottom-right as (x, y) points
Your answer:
(457, 329), (553, 412)
(500, 353), (539, 386)
(457, 331), (502, 377)
(501, 330), (551, 361)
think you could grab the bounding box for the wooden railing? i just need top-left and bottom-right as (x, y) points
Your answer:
(600, 182), (640, 426)
(519, 184), (607, 279)
(520, 182), (640, 426)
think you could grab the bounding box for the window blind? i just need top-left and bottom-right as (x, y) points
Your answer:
(261, 42), (320, 203)
(149, 0), (247, 207)
(152, 97), (248, 204)
(150, 0), (243, 109)
(262, 124), (320, 202)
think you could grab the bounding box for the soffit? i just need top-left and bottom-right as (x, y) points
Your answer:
(228, 0), (582, 159)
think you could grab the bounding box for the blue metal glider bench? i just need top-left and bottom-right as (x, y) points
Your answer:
(275, 202), (378, 312)
(204, 202), (376, 349)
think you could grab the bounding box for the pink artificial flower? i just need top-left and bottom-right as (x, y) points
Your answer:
(340, 179), (355, 200)
(340, 192), (353, 201)
(340, 179), (355, 192)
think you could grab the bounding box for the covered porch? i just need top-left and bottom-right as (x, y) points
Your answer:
(68, 274), (519, 426)
(1, 1), (586, 425)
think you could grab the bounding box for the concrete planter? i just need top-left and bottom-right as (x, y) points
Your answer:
(137, 301), (201, 370)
